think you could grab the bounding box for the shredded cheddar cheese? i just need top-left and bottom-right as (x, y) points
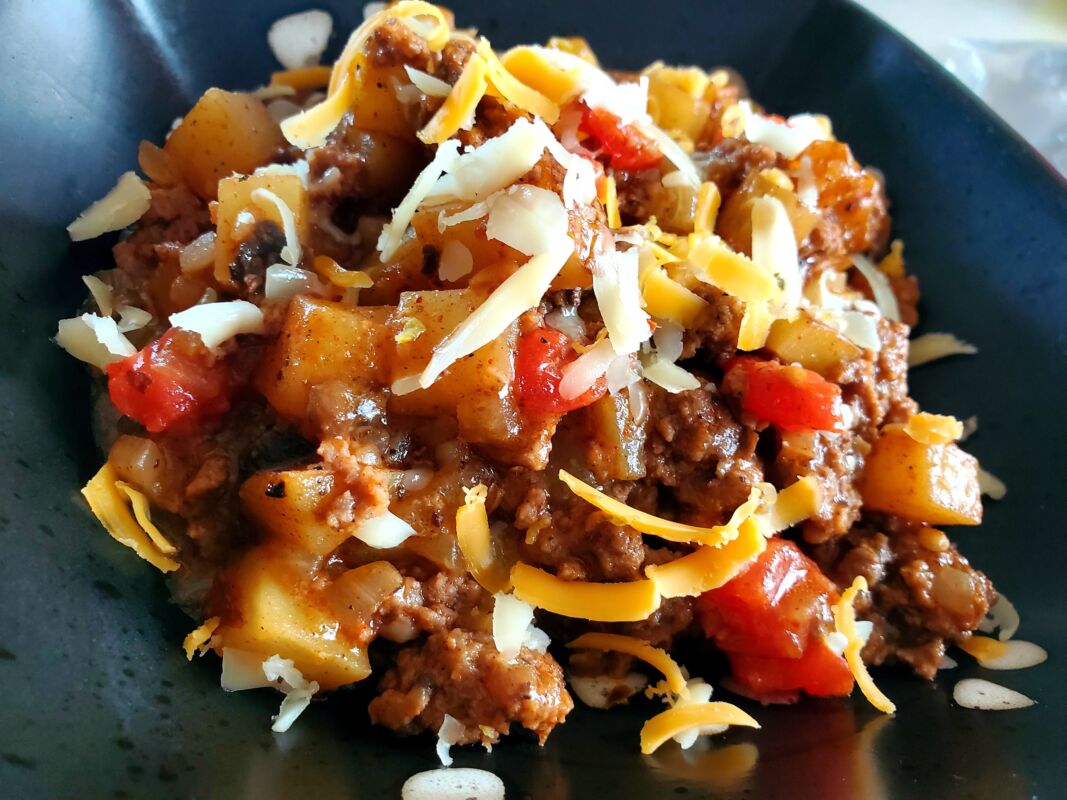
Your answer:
(114, 481), (178, 555)
(456, 485), (510, 594)
(81, 463), (179, 573)
(183, 616), (221, 660)
(693, 182), (721, 234)
(640, 703), (760, 755)
(645, 517), (767, 598)
(499, 45), (586, 104)
(281, 74), (354, 149)
(418, 53), (489, 144)
(270, 65), (332, 90)
(478, 39), (560, 124)
(567, 633), (689, 697)
(833, 577), (896, 714)
(639, 265), (708, 327)
(510, 563), (660, 622)
(603, 175), (621, 229)
(312, 254), (374, 289)
(687, 234), (781, 305)
(559, 469), (766, 546)
(762, 476), (820, 534)
(903, 412), (963, 445)
(737, 300), (774, 351)
(957, 636), (1009, 662)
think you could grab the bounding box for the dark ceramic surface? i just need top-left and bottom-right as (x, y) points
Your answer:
(1, 1), (1064, 797)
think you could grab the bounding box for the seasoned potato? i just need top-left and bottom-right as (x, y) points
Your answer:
(764, 315), (861, 378)
(581, 392), (647, 480)
(214, 172), (309, 289)
(859, 426), (982, 525)
(164, 88), (284, 199)
(717, 169), (819, 256)
(256, 296), (393, 425)
(351, 64), (419, 140)
(216, 548), (370, 690)
(240, 467), (348, 556)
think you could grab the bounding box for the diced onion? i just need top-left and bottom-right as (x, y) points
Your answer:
(908, 333), (978, 366)
(953, 678), (1036, 711)
(402, 768), (505, 800)
(569, 673), (647, 709)
(852, 255), (900, 322)
(179, 231), (217, 273)
(352, 510), (416, 548)
(264, 265), (327, 301)
(544, 306), (586, 340)
(268, 10), (332, 69)
(492, 592), (539, 661)
(558, 337), (615, 400)
(169, 300), (265, 351)
(55, 313), (137, 370)
(404, 64), (452, 97)
(67, 172), (152, 242)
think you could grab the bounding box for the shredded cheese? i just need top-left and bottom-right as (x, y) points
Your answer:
(312, 254), (374, 288)
(478, 39), (560, 123)
(641, 357), (700, 393)
(183, 616), (221, 660)
(485, 185), (570, 256)
(169, 300), (265, 351)
(833, 577), (895, 714)
(852, 255), (900, 322)
(67, 172), (152, 242)
(645, 518), (767, 598)
(750, 196), (801, 311)
(737, 300), (774, 351)
(82, 275), (114, 317)
(270, 65), (333, 90)
(81, 463), (179, 573)
(740, 100), (828, 159)
(250, 188), (302, 266)
(114, 481), (177, 555)
(456, 484), (509, 594)
(903, 412), (963, 445)
(908, 333), (978, 367)
(403, 64), (452, 97)
(693, 182), (721, 234)
(978, 467), (1007, 500)
(418, 54), (489, 144)
(594, 246), (651, 354)
(567, 633), (689, 697)
(639, 264), (708, 327)
(281, 74), (353, 149)
(55, 313), (137, 370)
(687, 235), (781, 306)
(640, 703), (760, 755)
(510, 563), (660, 623)
(559, 469), (766, 546)
(378, 139), (462, 260)
(558, 337), (615, 400)
(604, 175), (622, 229)
(394, 316), (427, 344)
(762, 476), (821, 534)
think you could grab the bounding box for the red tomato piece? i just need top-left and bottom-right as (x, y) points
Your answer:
(727, 641), (854, 698)
(578, 104), (663, 171)
(728, 358), (843, 433)
(697, 538), (838, 659)
(106, 329), (233, 433)
(516, 327), (606, 414)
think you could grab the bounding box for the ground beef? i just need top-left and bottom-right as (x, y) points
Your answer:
(809, 522), (995, 678)
(775, 430), (866, 543)
(697, 138), (777, 200)
(113, 184), (211, 276)
(374, 573), (484, 644)
(368, 629), (573, 744)
(435, 37), (476, 84)
(680, 283), (745, 358)
(366, 17), (432, 69)
(229, 220), (284, 298)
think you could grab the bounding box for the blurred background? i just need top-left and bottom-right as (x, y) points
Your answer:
(857, 0), (1067, 174)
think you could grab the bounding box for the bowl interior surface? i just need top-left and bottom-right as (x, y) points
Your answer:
(0, 1), (1064, 797)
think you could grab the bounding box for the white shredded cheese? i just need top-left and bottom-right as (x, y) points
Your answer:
(968, 640), (1047, 671)
(251, 188), (302, 267)
(82, 275), (114, 317)
(352, 510), (416, 548)
(55, 313), (137, 370)
(404, 65), (453, 97)
(671, 679), (728, 749)
(116, 306), (153, 333)
(254, 160), (311, 188)
(264, 264), (327, 301)
(593, 246), (651, 355)
(261, 655), (320, 733)
(640, 123), (701, 187)
(179, 231), (217, 273)
(794, 155), (818, 207)
(642, 357), (700, 393)
(980, 595), (1020, 641)
(169, 300), (265, 351)
(419, 244), (573, 389)
(558, 337), (615, 400)
(978, 467), (1007, 500)
(438, 240), (474, 282)
(740, 101), (828, 159)
(67, 172), (152, 242)
(425, 119), (548, 204)
(267, 10), (332, 69)
(485, 185), (570, 256)
(544, 305), (586, 340)
(750, 196), (801, 312)
(851, 255), (900, 322)
(402, 768), (505, 800)
(492, 592), (546, 661)
(651, 320), (684, 362)
(606, 352), (641, 394)
(436, 714), (466, 767)
(953, 678), (1035, 711)
(379, 140), (462, 260)
(908, 332), (978, 366)
(582, 75), (650, 126)
(267, 98), (304, 123)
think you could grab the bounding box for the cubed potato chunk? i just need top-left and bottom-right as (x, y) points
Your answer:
(240, 467), (348, 556)
(582, 391), (647, 480)
(350, 64), (418, 140)
(214, 172), (308, 289)
(256, 296), (393, 424)
(217, 548), (370, 690)
(765, 315), (861, 378)
(859, 426), (982, 525)
(164, 88), (285, 199)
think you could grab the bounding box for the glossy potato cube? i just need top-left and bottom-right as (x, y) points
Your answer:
(240, 467), (347, 556)
(764, 315), (861, 378)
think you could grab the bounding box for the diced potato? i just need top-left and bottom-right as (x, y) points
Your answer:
(764, 315), (861, 378)
(164, 89), (285, 199)
(647, 74), (710, 143)
(859, 426), (982, 525)
(582, 391), (647, 480)
(256, 296), (393, 424)
(240, 467), (350, 556)
(351, 64), (418, 140)
(216, 548), (370, 690)
(214, 172), (309, 289)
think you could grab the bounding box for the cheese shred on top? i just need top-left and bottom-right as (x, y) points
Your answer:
(832, 577), (896, 714)
(510, 562), (660, 622)
(456, 484), (509, 594)
(183, 616), (221, 660)
(567, 632), (689, 697)
(640, 703), (760, 755)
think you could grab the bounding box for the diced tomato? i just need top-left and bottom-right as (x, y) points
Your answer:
(578, 104), (663, 172)
(698, 538), (852, 699)
(106, 329), (234, 433)
(727, 641), (854, 698)
(516, 327), (606, 414)
(727, 357), (843, 433)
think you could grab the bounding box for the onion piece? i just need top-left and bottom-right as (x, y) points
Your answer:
(569, 672), (648, 709)
(402, 768), (505, 800)
(67, 172), (152, 242)
(544, 305), (586, 340)
(179, 231), (217, 273)
(979, 594), (1021, 641)
(267, 10), (332, 69)
(953, 678), (1035, 711)
(264, 264), (327, 301)
(852, 255), (900, 322)
(352, 510), (416, 549)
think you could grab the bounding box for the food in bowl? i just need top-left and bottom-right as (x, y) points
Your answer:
(57, 0), (1040, 760)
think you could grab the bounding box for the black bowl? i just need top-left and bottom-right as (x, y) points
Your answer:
(1, 1), (1064, 797)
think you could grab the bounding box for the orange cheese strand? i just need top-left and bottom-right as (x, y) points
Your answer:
(418, 53), (489, 144)
(558, 469), (762, 545)
(183, 616), (221, 660)
(640, 703), (760, 755)
(762, 476), (820, 534)
(114, 481), (177, 555)
(478, 39), (560, 124)
(81, 463), (179, 573)
(567, 633), (688, 697)
(312, 254), (374, 289)
(510, 563), (660, 623)
(645, 517), (767, 598)
(281, 74), (354, 149)
(270, 66), (332, 91)
(456, 484), (510, 594)
(832, 577), (896, 714)
(956, 635), (1009, 662)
